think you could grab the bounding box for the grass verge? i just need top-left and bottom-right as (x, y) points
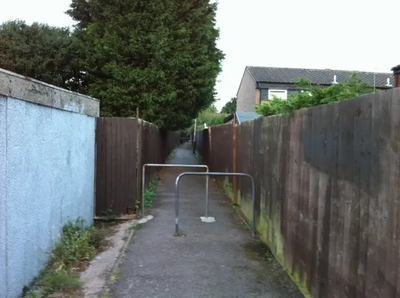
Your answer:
(23, 218), (115, 298)
(144, 175), (159, 207)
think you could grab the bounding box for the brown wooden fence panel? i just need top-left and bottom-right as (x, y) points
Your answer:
(96, 118), (179, 217)
(195, 88), (400, 298)
(208, 124), (233, 187)
(136, 120), (180, 204)
(237, 120), (254, 211)
(252, 118), (263, 219)
(196, 129), (210, 165)
(139, 121), (160, 194)
(95, 117), (137, 216)
(162, 131), (180, 161)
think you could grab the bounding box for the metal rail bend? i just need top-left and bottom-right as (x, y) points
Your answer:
(175, 172), (255, 237)
(142, 164), (209, 216)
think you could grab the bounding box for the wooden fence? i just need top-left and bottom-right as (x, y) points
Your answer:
(95, 118), (179, 216)
(196, 88), (400, 298)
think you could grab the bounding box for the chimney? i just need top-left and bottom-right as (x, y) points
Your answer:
(392, 65), (400, 87)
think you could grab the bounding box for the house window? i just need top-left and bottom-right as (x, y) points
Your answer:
(268, 89), (287, 100)
(261, 89), (269, 101)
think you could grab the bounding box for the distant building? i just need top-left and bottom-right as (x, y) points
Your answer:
(237, 66), (394, 112)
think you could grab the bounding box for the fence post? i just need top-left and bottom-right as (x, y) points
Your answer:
(233, 123), (238, 205)
(136, 119), (142, 214)
(208, 128), (212, 168)
(193, 119), (197, 154)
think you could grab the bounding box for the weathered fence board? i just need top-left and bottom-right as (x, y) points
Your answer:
(353, 95), (372, 298)
(95, 118), (179, 216)
(196, 88), (400, 298)
(96, 118), (137, 216)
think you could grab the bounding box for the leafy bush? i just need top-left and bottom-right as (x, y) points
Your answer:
(255, 73), (375, 116)
(187, 106), (227, 132)
(198, 106), (227, 127)
(23, 218), (113, 297)
(53, 218), (96, 266)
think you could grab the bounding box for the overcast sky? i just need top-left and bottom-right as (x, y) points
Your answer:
(1, 0), (399, 110)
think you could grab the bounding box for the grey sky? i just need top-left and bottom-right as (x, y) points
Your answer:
(1, 0), (399, 110)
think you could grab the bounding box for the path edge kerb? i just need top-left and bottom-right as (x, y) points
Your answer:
(102, 222), (139, 294)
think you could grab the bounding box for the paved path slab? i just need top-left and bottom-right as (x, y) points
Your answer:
(110, 143), (302, 298)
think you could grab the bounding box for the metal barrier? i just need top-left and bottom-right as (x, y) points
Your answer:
(175, 172), (255, 237)
(142, 164), (209, 216)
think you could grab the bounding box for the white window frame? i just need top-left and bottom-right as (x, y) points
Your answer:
(268, 89), (287, 100)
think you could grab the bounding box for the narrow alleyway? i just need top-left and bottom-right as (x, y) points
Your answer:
(110, 143), (302, 298)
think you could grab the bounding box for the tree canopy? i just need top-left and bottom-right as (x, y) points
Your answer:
(66, 0), (224, 130)
(221, 97), (237, 114)
(255, 74), (375, 116)
(0, 1), (223, 130)
(0, 20), (85, 93)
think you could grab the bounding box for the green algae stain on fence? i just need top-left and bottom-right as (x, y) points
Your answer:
(220, 184), (312, 298)
(221, 177), (233, 198)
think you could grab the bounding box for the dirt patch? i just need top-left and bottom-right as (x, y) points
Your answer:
(243, 240), (272, 260)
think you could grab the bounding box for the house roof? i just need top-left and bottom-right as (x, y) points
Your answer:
(247, 66), (394, 88)
(224, 112), (262, 124)
(223, 114), (234, 123)
(236, 112), (262, 124)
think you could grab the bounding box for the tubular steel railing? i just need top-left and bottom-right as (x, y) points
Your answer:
(142, 164), (209, 216)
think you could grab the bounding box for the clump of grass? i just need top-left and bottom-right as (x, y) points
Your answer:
(40, 270), (83, 291)
(23, 218), (113, 297)
(53, 219), (96, 266)
(101, 201), (116, 222)
(144, 175), (159, 207)
(24, 270), (82, 298)
(264, 251), (276, 263)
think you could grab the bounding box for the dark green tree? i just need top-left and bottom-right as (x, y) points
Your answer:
(221, 97), (237, 114)
(0, 20), (86, 93)
(67, 0), (224, 130)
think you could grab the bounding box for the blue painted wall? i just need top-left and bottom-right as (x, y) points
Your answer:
(0, 97), (7, 298)
(0, 96), (96, 298)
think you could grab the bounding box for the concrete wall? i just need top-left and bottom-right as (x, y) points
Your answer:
(0, 68), (99, 298)
(237, 68), (257, 112)
(0, 96), (7, 298)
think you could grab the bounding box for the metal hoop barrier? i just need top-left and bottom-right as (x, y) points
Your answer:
(142, 164), (209, 216)
(175, 172), (255, 237)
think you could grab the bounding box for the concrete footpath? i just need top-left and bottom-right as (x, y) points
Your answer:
(110, 143), (302, 298)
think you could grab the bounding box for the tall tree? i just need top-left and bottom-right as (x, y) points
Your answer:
(221, 97), (237, 114)
(67, 0), (224, 130)
(0, 20), (86, 93)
